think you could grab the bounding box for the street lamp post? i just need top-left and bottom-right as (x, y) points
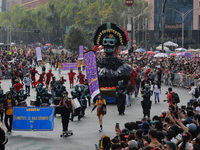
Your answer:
(166, 8), (194, 48)
(132, 12), (145, 41)
(161, 0), (167, 52)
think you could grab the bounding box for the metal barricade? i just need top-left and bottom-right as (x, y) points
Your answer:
(172, 73), (194, 89)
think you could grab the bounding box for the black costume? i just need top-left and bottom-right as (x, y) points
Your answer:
(0, 90), (5, 122)
(41, 92), (52, 106)
(36, 85), (45, 106)
(16, 91), (27, 106)
(116, 84), (126, 115)
(141, 85), (152, 118)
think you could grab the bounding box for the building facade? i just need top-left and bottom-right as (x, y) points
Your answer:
(148, 0), (200, 47)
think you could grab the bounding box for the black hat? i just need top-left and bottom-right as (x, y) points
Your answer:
(94, 23), (127, 46)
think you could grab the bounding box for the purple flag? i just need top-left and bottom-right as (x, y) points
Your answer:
(62, 63), (77, 70)
(78, 45), (84, 60)
(85, 51), (100, 100)
(36, 47), (42, 61)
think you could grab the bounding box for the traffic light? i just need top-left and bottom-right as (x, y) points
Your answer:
(146, 34), (149, 42)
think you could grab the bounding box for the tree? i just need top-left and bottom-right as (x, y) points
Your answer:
(64, 24), (90, 52)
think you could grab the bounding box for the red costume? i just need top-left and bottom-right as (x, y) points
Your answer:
(144, 68), (151, 79)
(30, 68), (38, 84)
(77, 73), (85, 84)
(130, 68), (137, 88)
(68, 71), (76, 84)
(34, 73), (45, 86)
(14, 82), (23, 93)
(59, 77), (66, 85)
(45, 71), (54, 85)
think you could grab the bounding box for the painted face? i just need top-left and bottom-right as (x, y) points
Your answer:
(20, 90), (24, 95)
(103, 35), (116, 55)
(75, 86), (79, 91)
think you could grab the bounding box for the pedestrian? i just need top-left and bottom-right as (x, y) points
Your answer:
(77, 60), (82, 71)
(4, 92), (16, 134)
(50, 76), (56, 103)
(77, 71), (85, 84)
(0, 88), (5, 123)
(135, 74), (141, 98)
(45, 69), (54, 88)
(59, 91), (74, 135)
(0, 123), (8, 150)
(126, 80), (134, 107)
(141, 84), (152, 119)
(82, 60), (85, 71)
(68, 69), (76, 88)
(116, 80), (126, 115)
(91, 94), (106, 132)
(153, 80), (161, 104)
(57, 60), (62, 74)
(23, 73), (32, 96)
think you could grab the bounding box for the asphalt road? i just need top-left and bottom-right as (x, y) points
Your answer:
(1, 64), (191, 150)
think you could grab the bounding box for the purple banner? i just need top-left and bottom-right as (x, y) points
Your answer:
(36, 47), (42, 61)
(85, 51), (100, 100)
(62, 63), (77, 70)
(78, 45), (84, 60)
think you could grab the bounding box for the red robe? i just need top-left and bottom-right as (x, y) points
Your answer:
(14, 82), (23, 93)
(34, 73), (45, 86)
(59, 78), (67, 85)
(144, 69), (151, 79)
(45, 72), (54, 85)
(130, 68), (137, 88)
(30, 69), (38, 83)
(77, 74), (85, 84)
(68, 72), (76, 84)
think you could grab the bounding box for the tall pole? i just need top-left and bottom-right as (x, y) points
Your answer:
(127, 6), (132, 48)
(162, 0), (167, 52)
(9, 12), (11, 51)
(182, 13), (184, 48)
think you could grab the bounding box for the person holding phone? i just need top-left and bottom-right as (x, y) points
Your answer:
(91, 94), (106, 132)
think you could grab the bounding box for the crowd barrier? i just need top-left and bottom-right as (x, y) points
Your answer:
(164, 73), (194, 89)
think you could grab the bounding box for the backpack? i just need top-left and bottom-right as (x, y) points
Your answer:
(170, 92), (180, 104)
(194, 88), (199, 99)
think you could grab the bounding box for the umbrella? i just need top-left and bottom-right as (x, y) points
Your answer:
(135, 49), (142, 53)
(154, 53), (168, 58)
(120, 49), (128, 55)
(164, 41), (178, 47)
(177, 52), (193, 58)
(136, 48), (146, 52)
(165, 49), (173, 54)
(46, 43), (53, 46)
(169, 53), (176, 56)
(43, 46), (48, 49)
(154, 51), (160, 53)
(156, 45), (169, 51)
(186, 49), (199, 53)
(146, 51), (156, 55)
(175, 48), (186, 52)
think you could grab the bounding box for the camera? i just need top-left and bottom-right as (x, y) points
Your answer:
(165, 91), (168, 95)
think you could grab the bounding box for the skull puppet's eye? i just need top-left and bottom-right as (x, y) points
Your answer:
(110, 41), (114, 45)
(103, 41), (108, 44)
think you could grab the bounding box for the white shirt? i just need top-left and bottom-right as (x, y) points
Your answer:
(23, 76), (32, 86)
(196, 107), (200, 115)
(189, 86), (196, 99)
(153, 84), (160, 93)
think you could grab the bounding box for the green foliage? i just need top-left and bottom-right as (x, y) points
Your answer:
(64, 24), (91, 52)
(0, 0), (151, 49)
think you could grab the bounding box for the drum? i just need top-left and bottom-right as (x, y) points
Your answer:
(72, 98), (81, 109)
(30, 99), (36, 106)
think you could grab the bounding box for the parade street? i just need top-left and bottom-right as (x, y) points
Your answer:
(1, 64), (191, 150)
